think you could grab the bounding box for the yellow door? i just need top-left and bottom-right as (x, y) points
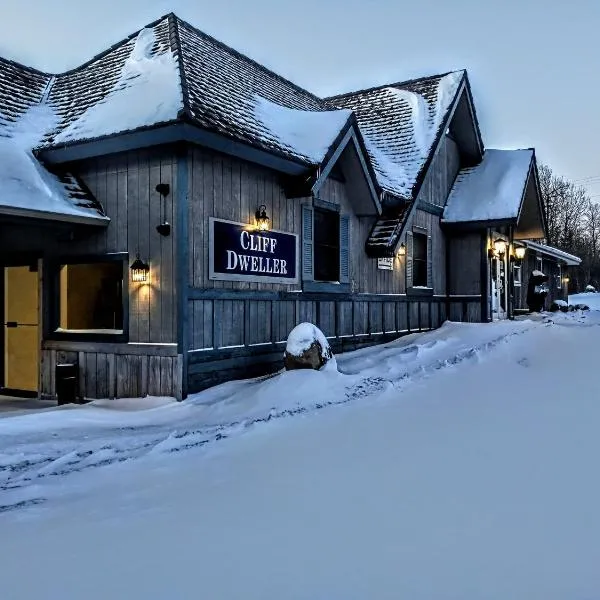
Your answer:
(3, 266), (39, 392)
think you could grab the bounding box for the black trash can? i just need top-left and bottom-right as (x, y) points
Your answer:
(56, 363), (79, 406)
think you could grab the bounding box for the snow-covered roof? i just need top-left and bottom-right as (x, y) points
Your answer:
(524, 240), (581, 266)
(0, 58), (107, 224)
(327, 72), (464, 200)
(442, 149), (534, 224)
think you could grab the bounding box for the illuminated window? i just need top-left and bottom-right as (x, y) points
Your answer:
(55, 258), (125, 335)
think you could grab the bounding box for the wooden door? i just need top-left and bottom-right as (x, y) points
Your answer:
(3, 266), (39, 392)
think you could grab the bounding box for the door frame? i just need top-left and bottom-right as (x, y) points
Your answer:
(0, 254), (42, 397)
(489, 235), (509, 321)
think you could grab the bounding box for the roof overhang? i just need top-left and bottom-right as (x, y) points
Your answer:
(523, 240), (581, 266)
(312, 123), (381, 216)
(0, 205), (109, 227)
(37, 122), (309, 176)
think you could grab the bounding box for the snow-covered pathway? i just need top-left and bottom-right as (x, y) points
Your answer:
(1, 306), (600, 599)
(0, 317), (547, 514)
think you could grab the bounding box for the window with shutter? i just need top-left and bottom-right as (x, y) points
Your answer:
(339, 215), (350, 283)
(412, 232), (428, 287)
(302, 205), (314, 281)
(406, 232), (413, 289)
(313, 208), (340, 282)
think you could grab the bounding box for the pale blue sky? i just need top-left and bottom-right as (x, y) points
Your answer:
(2, 0), (599, 196)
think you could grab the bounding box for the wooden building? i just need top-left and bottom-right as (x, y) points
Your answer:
(0, 14), (580, 403)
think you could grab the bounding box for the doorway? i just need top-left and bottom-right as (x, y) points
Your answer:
(2, 265), (39, 395)
(491, 254), (508, 320)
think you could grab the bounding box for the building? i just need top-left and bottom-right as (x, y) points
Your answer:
(0, 14), (579, 402)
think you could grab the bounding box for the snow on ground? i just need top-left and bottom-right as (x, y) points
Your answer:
(571, 291), (600, 309)
(1, 309), (600, 598)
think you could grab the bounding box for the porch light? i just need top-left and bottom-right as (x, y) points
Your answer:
(514, 246), (526, 261)
(255, 205), (270, 231)
(563, 276), (570, 284)
(130, 255), (150, 283)
(493, 238), (507, 256)
(398, 243), (406, 257)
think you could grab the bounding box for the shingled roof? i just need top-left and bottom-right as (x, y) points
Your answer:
(0, 57), (107, 224)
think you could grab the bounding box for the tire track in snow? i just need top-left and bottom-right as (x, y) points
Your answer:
(0, 323), (537, 513)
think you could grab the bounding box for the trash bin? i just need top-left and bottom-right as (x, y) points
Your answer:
(527, 271), (549, 312)
(56, 363), (79, 406)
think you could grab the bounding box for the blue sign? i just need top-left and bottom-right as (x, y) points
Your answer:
(209, 218), (299, 284)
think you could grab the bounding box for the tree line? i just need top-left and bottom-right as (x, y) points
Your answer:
(538, 164), (600, 292)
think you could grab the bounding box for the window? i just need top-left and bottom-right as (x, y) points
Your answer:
(314, 208), (340, 282)
(556, 264), (562, 289)
(536, 257), (543, 273)
(513, 264), (522, 286)
(412, 231), (428, 287)
(55, 258), (126, 336)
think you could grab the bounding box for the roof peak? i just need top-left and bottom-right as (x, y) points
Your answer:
(326, 69), (466, 102)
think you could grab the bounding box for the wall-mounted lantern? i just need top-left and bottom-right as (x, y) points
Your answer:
(397, 242), (406, 257)
(493, 238), (507, 256)
(130, 255), (150, 283)
(563, 276), (570, 285)
(255, 205), (270, 231)
(514, 246), (526, 261)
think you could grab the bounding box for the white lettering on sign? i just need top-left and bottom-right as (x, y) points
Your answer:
(239, 231), (277, 254)
(226, 251), (288, 275)
(377, 257), (394, 271)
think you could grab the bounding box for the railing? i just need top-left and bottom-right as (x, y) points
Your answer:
(187, 288), (483, 354)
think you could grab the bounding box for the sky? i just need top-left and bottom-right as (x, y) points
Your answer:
(1, 0), (599, 198)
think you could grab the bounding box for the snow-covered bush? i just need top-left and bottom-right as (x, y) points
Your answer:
(284, 323), (333, 371)
(550, 299), (569, 312)
(585, 284), (596, 293)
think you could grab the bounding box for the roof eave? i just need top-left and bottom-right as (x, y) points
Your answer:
(0, 206), (109, 227)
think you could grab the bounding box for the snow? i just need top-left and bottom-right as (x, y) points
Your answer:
(52, 28), (183, 144)
(285, 322), (332, 359)
(443, 149), (533, 223)
(359, 72), (463, 197)
(2, 312), (600, 598)
(571, 292), (600, 310)
(532, 269), (545, 277)
(0, 104), (107, 221)
(553, 299), (568, 307)
(524, 240), (581, 266)
(252, 96), (351, 164)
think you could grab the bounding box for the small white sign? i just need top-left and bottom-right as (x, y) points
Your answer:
(377, 257), (394, 271)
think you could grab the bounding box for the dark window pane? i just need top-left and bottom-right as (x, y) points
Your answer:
(412, 232), (428, 287)
(314, 208), (340, 282)
(58, 262), (124, 332)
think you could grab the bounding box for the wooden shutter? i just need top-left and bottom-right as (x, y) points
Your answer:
(339, 215), (350, 284)
(427, 233), (433, 288)
(406, 231), (413, 289)
(302, 204), (314, 281)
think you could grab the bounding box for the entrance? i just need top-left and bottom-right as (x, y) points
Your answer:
(491, 254), (508, 320)
(2, 265), (39, 394)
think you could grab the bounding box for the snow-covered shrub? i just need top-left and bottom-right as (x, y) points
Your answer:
(284, 323), (333, 371)
(550, 300), (569, 312)
(585, 285), (596, 293)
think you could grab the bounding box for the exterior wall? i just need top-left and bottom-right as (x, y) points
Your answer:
(185, 137), (478, 393)
(515, 251), (565, 311)
(0, 146), (183, 400)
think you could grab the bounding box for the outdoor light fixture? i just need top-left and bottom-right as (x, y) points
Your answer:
(155, 183), (171, 237)
(564, 276), (570, 284)
(398, 243), (406, 257)
(130, 255), (150, 283)
(255, 205), (270, 231)
(493, 238), (507, 256)
(514, 246), (526, 261)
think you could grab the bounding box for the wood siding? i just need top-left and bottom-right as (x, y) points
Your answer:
(447, 233), (483, 296)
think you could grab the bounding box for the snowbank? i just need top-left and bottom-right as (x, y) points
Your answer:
(2, 312), (600, 599)
(285, 322), (331, 358)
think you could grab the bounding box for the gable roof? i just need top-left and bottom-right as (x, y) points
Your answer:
(325, 71), (467, 201)
(0, 58), (107, 225)
(443, 149), (535, 224)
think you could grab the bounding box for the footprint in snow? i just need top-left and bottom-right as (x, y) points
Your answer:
(517, 357), (530, 368)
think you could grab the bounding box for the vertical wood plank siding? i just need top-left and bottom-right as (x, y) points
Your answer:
(31, 147), (182, 400)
